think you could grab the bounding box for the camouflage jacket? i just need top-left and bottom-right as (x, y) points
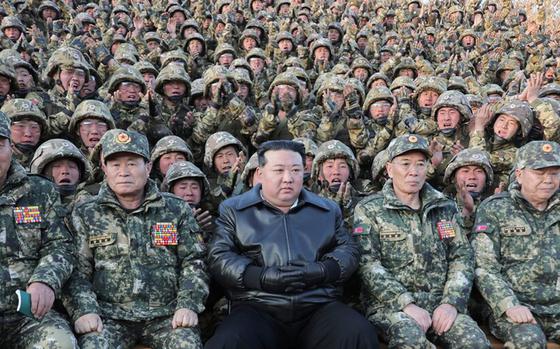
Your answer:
(0, 159), (74, 315)
(253, 106), (319, 146)
(354, 180), (473, 317)
(347, 117), (395, 171)
(469, 132), (516, 187)
(471, 184), (560, 318)
(64, 180), (208, 322)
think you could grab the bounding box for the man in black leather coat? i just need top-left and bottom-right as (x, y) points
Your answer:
(205, 140), (378, 349)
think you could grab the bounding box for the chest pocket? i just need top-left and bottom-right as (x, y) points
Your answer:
(15, 222), (43, 258)
(379, 230), (413, 269)
(89, 233), (120, 259)
(500, 225), (536, 261)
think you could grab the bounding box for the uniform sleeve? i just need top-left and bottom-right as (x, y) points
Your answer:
(354, 202), (415, 312)
(531, 99), (560, 142)
(190, 107), (221, 146)
(471, 201), (520, 318)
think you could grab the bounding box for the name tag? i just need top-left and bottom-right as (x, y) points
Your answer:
(380, 230), (405, 241)
(503, 226), (529, 236)
(89, 233), (114, 247)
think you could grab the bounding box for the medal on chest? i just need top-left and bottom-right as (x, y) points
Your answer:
(13, 206), (42, 224)
(152, 223), (178, 246)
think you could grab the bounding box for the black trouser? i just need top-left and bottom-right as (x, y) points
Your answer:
(204, 301), (379, 349)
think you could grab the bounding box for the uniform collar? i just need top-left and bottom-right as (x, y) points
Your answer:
(96, 178), (164, 211)
(236, 184), (330, 211)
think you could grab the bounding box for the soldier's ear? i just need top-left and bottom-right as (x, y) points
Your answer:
(145, 160), (152, 174)
(386, 161), (394, 179)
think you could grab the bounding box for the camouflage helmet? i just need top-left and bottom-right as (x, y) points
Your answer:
(114, 44), (139, 65)
(363, 86), (394, 112)
(179, 19), (201, 38)
(3, 55), (38, 83)
(282, 57), (305, 70)
(276, 31), (294, 45)
(76, 12), (96, 26)
(515, 140), (560, 170)
(447, 76), (468, 94)
(204, 131), (246, 169)
(111, 4), (130, 16)
(191, 78), (204, 97)
(239, 29), (261, 47)
(482, 83), (504, 97)
(431, 90), (473, 122)
(327, 22), (344, 38)
(393, 57), (417, 78)
(285, 67), (310, 90)
(459, 29), (477, 43)
(268, 71), (302, 103)
(155, 62), (191, 95)
(1, 98), (47, 132)
(0, 111), (10, 139)
(184, 32), (207, 56)
(414, 76), (447, 97)
(367, 72), (390, 89)
(231, 68), (253, 89)
(134, 60), (158, 76)
(351, 56), (373, 75)
(38, 1), (61, 18)
(492, 99), (534, 138)
(293, 137), (319, 157)
(167, 5), (189, 18)
(161, 49), (189, 68)
(389, 76), (416, 92)
(448, 5), (463, 15)
(387, 134), (431, 161)
(331, 63), (350, 76)
(145, 31), (162, 44)
(203, 65), (237, 97)
(150, 135), (193, 164)
(539, 83), (560, 98)
(30, 138), (88, 177)
(310, 38), (334, 59)
(0, 61), (17, 92)
(312, 140), (359, 181)
(1, 16), (25, 33)
(466, 94), (485, 108)
(69, 100), (115, 135)
(443, 148), (494, 187)
(43, 47), (90, 83)
(316, 75), (345, 105)
(239, 153), (259, 187)
(495, 58), (520, 81)
(213, 43), (237, 62)
(543, 57), (557, 68)
(161, 160), (210, 195)
(231, 58), (255, 81)
(246, 47), (267, 61)
(107, 65), (146, 94)
(371, 149), (389, 181)
(99, 129), (150, 161)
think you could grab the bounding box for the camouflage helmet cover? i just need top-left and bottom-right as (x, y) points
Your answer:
(30, 138), (88, 176)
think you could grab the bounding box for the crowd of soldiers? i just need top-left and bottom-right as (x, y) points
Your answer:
(1, 0), (560, 347)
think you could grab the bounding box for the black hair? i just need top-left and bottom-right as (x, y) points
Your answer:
(257, 140), (305, 167)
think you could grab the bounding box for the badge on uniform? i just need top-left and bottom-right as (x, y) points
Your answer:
(13, 206), (42, 224)
(152, 223), (178, 246)
(436, 220), (456, 240)
(352, 224), (368, 236)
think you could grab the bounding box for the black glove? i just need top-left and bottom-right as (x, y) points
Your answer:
(244, 265), (305, 293)
(289, 259), (341, 288)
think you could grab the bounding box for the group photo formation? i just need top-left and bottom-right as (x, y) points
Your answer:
(1, 0), (560, 348)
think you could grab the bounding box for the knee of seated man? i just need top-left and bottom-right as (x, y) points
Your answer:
(506, 323), (546, 349)
(35, 326), (79, 349)
(388, 320), (427, 347)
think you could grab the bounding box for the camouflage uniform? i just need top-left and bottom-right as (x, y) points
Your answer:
(150, 135), (193, 184)
(354, 135), (490, 349)
(64, 130), (208, 349)
(68, 99), (116, 156)
(472, 141), (560, 348)
(0, 111), (77, 349)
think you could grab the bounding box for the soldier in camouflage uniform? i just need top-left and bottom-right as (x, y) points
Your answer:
(293, 136), (318, 188)
(0, 111), (78, 349)
(0, 60), (18, 108)
(68, 99), (115, 157)
(354, 134), (490, 348)
(64, 129), (208, 349)
(150, 135), (193, 184)
(472, 140), (560, 348)
(1, 98), (48, 170)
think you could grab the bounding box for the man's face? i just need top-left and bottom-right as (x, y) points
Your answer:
(499, 69), (512, 83)
(516, 167), (560, 205)
(142, 73), (156, 91)
(304, 154), (313, 174)
(454, 165), (486, 194)
(78, 118), (108, 150)
(102, 154), (151, 198)
(314, 46), (330, 62)
(437, 107), (461, 130)
(493, 114), (519, 140)
(236, 83), (250, 100)
(0, 137), (13, 185)
(158, 151), (187, 176)
(80, 76), (97, 97)
(399, 68), (415, 78)
(242, 37), (257, 51)
(371, 79), (388, 88)
(462, 35), (475, 49)
(171, 11), (186, 25)
(172, 178), (202, 205)
(163, 81), (187, 98)
(116, 82), (142, 102)
(4, 27), (21, 41)
(45, 158), (81, 186)
(386, 151), (427, 196)
(58, 67), (86, 92)
(146, 40), (160, 52)
(213, 145), (238, 175)
(42, 7), (58, 20)
(353, 67), (369, 82)
(418, 90), (440, 108)
(319, 158), (350, 186)
(357, 37), (368, 50)
(273, 84), (298, 104)
(11, 119), (41, 146)
(15, 67), (34, 90)
(426, 34), (435, 45)
(369, 100), (392, 120)
(251, 0), (264, 12)
(328, 28), (340, 43)
(0, 75), (11, 96)
(257, 149), (304, 208)
(545, 67), (556, 81)
(193, 96), (209, 111)
(278, 4), (290, 16)
(218, 53), (234, 67)
(278, 39), (293, 53)
(249, 57), (265, 75)
(380, 51), (392, 63)
(188, 40), (203, 56)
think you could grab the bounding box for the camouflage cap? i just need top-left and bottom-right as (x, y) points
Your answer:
(387, 134), (431, 161)
(99, 129), (150, 161)
(539, 83), (560, 98)
(0, 111), (10, 139)
(443, 148), (494, 187)
(161, 160), (210, 195)
(515, 141), (560, 170)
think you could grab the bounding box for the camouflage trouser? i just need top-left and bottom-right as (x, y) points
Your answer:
(489, 313), (560, 349)
(0, 310), (78, 349)
(79, 315), (203, 349)
(370, 311), (491, 349)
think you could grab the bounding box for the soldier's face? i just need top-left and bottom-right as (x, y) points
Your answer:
(304, 155), (313, 174)
(437, 107), (461, 130)
(314, 47), (330, 62)
(116, 82), (142, 102)
(188, 40), (203, 56)
(398, 68), (415, 78)
(499, 69), (512, 83)
(328, 29), (340, 43)
(353, 67), (369, 82)
(418, 90), (440, 108)
(41, 8), (58, 20)
(213, 145), (238, 175)
(386, 152), (427, 196)
(171, 11), (186, 25)
(11, 119), (41, 146)
(158, 152), (187, 176)
(380, 51), (392, 63)
(142, 73), (156, 91)
(251, 0), (264, 12)
(369, 100), (392, 119)
(163, 81), (187, 98)
(0, 138), (12, 185)
(516, 167), (560, 204)
(242, 37), (257, 51)
(102, 154), (151, 198)
(0, 75), (11, 96)
(193, 96), (209, 111)
(78, 118), (108, 150)
(147, 40), (160, 52)
(172, 178), (202, 205)
(371, 79), (388, 88)
(257, 149), (304, 209)
(426, 34), (435, 45)
(319, 158), (351, 186)
(236, 84), (250, 100)
(4, 27), (21, 41)
(80, 76), (97, 97)
(278, 4), (290, 16)
(545, 67), (556, 81)
(454, 165), (486, 194)
(462, 36), (475, 48)
(249, 57), (265, 74)
(45, 158), (81, 186)
(357, 37), (368, 50)
(278, 39), (293, 52)
(218, 53), (234, 67)
(493, 114), (519, 140)
(58, 68), (86, 93)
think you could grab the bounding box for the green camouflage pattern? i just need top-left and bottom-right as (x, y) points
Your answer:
(444, 148), (494, 187)
(387, 134), (431, 161)
(151, 135), (193, 164)
(0, 110), (10, 138)
(68, 100), (116, 135)
(203, 131), (245, 169)
(30, 138), (88, 176)
(1, 98), (48, 131)
(514, 140), (560, 170)
(161, 160), (210, 195)
(99, 129), (150, 161)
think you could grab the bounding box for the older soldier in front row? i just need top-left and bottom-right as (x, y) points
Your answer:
(472, 140), (560, 348)
(354, 134), (491, 348)
(63, 130), (209, 349)
(0, 111), (77, 348)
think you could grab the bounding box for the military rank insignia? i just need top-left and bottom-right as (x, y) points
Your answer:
(436, 220), (456, 240)
(13, 206), (42, 224)
(152, 223), (178, 246)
